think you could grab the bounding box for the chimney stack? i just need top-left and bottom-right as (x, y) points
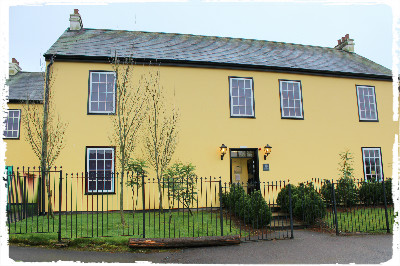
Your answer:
(69, 9), (83, 31)
(334, 34), (355, 53)
(9, 58), (21, 75)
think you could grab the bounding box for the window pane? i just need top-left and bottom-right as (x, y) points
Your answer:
(99, 83), (106, 93)
(239, 106), (245, 114)
(239, 97), (245, 105)
(289, 108), (295, 116)
(295, 107), (301, 116)
(233, 97), (238, 105)
(231, 151), (238, 157)
(97, 161), (104, 170)
(231, 79), (238, 89)
(239, 88), (245, 96)
(233, 106), (239, 114)
(289, 100), (294, 107)
(245, 97), (252, 106)
(283, 108), (289, 116)
(245, 79), (251, 88)
(100, 73), (106, 82)
(245, 89), (251, 97)
(98, 102), (106, 111)
(232, 88), (238, 96)
(92, 73), (99, 82)
(12, 131), (17, 138)
(282, 91), (288, 98)
(105, 160), (112, 170)
(99, 92), (106, 101)
(91, 92), (98, 101)
(246, 105), (252, 115)
(89, 160), (96, 170)
(288, 83), (293, 90)
(238, 80), (244, 89)
(91, 102), (98, 111)
(283, 99), (288, 107)
(92, 83), (99, 93)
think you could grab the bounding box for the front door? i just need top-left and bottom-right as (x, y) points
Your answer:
(230, 148), (260, 194)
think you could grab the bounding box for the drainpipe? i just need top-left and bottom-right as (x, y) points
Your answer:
(40, 56), (54, 215)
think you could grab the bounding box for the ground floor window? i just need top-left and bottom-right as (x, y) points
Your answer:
(362, 147), (383, 181)
(86, 147), (115, 193)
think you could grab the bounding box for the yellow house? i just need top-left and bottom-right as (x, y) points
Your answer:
(4, 10), (397, 211)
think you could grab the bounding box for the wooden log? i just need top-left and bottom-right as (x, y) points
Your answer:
(129, 235), (241, 248)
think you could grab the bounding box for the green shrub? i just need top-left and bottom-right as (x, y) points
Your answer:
(222, 184), (272, 228)
(277, 182), (326, 224)
(320, 180), (334, 204)
(276, 184), (297, 213)
(336, 176), (358, 207)
(359, 178), (392, 206)
(248, 190), (272, 227)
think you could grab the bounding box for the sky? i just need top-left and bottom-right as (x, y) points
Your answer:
(3, 0), (400, 72)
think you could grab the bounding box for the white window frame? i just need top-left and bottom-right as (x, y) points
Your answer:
(356, 85), (378, 121)
(88, 71), (116, 114)
(229, 77), (255, 117)
(279, 80), (304, 119)
(362, 147), (383, 182)
(86, 147), (115, 193)
(3, 109), (21, 139)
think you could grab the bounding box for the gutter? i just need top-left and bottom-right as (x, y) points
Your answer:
(43, 54), (393, 82)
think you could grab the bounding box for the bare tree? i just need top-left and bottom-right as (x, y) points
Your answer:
(144, 67), (179, 210)
(109, 54), (148, 225)
(22, 57), (67, 216)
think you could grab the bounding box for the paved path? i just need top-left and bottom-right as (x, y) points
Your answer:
(7, 230), (394, 264)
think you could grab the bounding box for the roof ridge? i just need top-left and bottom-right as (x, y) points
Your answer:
(79, 28), (341, 51)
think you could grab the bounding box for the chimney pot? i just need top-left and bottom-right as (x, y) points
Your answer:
(9, 58), (22, 75)
(345, 34), (349, 39)
(69, 9), (83, 31)
(341, 37), (346, 42)
(338, 39), (341, 45)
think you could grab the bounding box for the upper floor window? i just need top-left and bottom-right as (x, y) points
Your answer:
(229, 77), (255, 117)
(3, 109), (21, 139)
(88, 71), (116, 114)
(86, 147), (115, 193)
(362, 147), (383, 182)
(279, 80), (304, 119)
(356, 85), (378, 121)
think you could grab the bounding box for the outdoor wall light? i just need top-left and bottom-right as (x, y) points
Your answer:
(264, 144), (272, 160)
(220, 144), (227, 160)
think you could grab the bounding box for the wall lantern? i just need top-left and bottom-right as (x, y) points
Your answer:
(264, 144), (272, 160)
(220, 144), (227, 160)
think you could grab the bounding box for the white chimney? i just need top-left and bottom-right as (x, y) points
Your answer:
(334, 34), (355, 53)
(9, 58), (21, 75)
(69, 9), (83, 31)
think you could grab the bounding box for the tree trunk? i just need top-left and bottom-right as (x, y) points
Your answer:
(120, 170), (125, 225)
(129, 235), (241, 248)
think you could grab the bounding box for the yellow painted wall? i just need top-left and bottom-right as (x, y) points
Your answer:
(5, 103), (42, 169)
(4, 61), (398, 211)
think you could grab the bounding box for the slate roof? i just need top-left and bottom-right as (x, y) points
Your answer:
(45, 28), (391, 78)
(7, 72), (44, 101)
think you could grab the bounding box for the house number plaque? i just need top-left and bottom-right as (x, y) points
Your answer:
(263, 164), (270, 171)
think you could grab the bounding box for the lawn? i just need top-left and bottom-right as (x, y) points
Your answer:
(8, 210), (241, 241)
(323, 206), (395, 233)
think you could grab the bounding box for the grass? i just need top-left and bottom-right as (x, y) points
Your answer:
(8, 210), (241, 249)
(323, 206), (395, 233)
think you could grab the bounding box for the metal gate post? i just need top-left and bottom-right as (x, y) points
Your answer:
(288, 184), (294, 239)
(381, 177), (390, 233)
(331, 180), (339, 236)
(219, 180), (224, 236)
(142, 173), (146, 238)
(58, 169), (62, 242)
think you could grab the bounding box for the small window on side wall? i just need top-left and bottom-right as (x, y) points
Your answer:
(229, 77), (255, 117)
(3, 109), (21, 139)
(279, 80), (304, 119)
(356, 85), (378, 121)
(88, 71), (116, 114)
(362, 147), (383, 182)
(86, 147), (115, 193)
